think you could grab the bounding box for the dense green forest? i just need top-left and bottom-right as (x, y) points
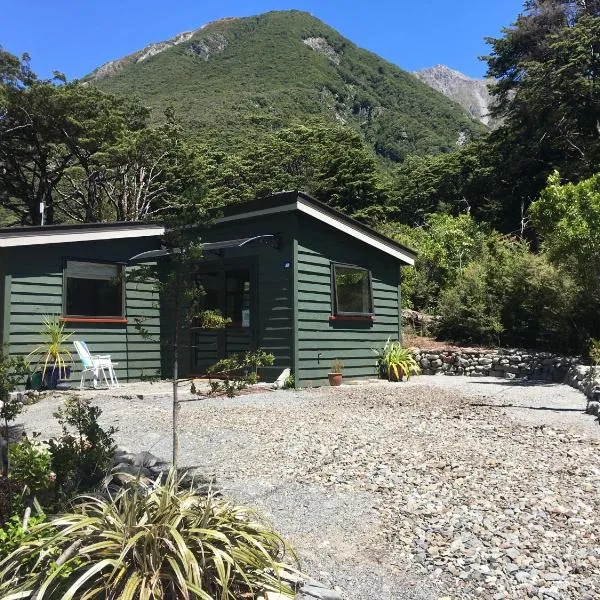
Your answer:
(1, 0), (599, 353)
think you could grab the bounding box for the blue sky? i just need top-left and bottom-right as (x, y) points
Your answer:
(2, 1), (524, 80)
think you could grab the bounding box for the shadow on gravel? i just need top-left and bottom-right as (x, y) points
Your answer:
(470, 402), (586, 414)
(2, 423), (25, 441)
(466, 379), (565, 387)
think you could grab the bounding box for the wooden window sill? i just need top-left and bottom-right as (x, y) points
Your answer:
(61, 317), (128, 324)
(329, 315), (375, 322)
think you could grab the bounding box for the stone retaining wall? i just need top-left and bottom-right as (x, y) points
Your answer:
(411, 347), (600, 404)
(412, 348), (579, 380)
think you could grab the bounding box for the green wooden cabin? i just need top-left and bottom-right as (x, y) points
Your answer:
(180, 192), (416, 387)
(0, 222), (165, 383)
(0, 193), (415, 388)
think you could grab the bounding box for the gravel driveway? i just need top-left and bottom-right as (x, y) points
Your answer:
(18, 376), (600, 600)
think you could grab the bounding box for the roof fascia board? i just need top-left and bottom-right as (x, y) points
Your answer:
(0, 226), (165, 248)
(296, 199), (415, 265)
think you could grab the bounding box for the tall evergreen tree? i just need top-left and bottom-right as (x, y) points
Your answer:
(482, 1), (600, 230)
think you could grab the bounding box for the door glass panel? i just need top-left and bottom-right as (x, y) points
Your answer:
(200, 271), (220, 312)
(226, 269), (250, 326)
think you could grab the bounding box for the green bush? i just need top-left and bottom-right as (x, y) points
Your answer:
(202, 349), (275, 397)
(283, 373), (296, 389)
(48, 397), (116, 498)
(437, 262), (504, 346)
(373, 339), (421, 381)
(0, 352), (29, 441)
(8, 436), (53, 498)
(500, 252), (579, 350)
(589, 338), (600, 366)
(436, 230), (580, 350)
(0, 510), (47, 561)
(384, 213), (491, 313)
(0, 469), (297, 599)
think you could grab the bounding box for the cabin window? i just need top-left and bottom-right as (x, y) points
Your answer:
(332, 263), (374, 315)
(63, 260), (124, 318)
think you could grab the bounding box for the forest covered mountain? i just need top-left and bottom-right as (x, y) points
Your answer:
(88, 10), (484, 162)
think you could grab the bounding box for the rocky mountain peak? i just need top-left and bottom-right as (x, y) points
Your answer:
(415, 65), (496, 127)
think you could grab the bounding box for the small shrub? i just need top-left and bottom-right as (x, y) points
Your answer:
(0, 476), (21, 526)
(0, 353), (29, 441)
(197, 309), (232, 329)
(330, 359), (344, 374)
(0, 469), (297, 599)
(589, 338), (600, 366)
(0, 509), (47, 561)
(26, 315), (74, 382)
(8, 436), (53, 498)
(48, 397), (116, 498)
(204, 349), (275, 398)
(283, 373), (296, 389)
(373, 339), (421, 381)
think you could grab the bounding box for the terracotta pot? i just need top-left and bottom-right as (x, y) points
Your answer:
(328, 372), (343, 386)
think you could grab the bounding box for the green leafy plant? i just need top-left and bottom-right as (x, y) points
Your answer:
(197, 309), (232, 330)
(26, 316), (74, 381)
(373, 339), (421, 381)
(283, 373), (296, 389)
(330, 359), (344, 374)
(0, 352), (29, 443)
(203, 349), (275, 398)
(589, 338), (600, 367)
(8, 436), (53, 498)
(245, 348), (275, 382)
(47, 397), (116, 498)
(0, 469), (297, 599)
(0, 509), (47, 562)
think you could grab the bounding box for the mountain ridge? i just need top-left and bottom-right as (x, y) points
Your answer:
(90, 10), (485, 162)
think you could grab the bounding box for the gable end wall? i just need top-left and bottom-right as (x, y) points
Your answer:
(295, 214), (401, 387)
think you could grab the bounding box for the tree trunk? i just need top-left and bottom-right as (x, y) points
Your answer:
(172, 267), (180, 469)
(172, 343), (179, 469)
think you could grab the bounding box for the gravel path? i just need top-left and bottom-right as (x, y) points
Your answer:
(17, 377), (600, 600)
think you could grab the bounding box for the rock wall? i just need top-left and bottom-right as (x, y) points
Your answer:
(564, 365), (600, 405)
(411, 348), (579, 380)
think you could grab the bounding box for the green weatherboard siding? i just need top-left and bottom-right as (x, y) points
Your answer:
(3, 238), (161, 383)
(295, 214), (401, 387)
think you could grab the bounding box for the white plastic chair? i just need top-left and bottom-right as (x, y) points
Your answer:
(73, 341), (119, 390)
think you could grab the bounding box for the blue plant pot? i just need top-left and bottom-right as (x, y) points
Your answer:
(42, 366), (71, 389)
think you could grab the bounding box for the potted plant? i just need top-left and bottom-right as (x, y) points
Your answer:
(27, 316), (74, 389)
(373, 339), (421, 381)
(328, 359), (344, 386)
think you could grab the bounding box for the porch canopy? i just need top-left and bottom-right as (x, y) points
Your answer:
(128, 234), (279, 262)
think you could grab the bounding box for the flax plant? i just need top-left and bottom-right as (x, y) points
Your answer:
(0, 469), (297, 599)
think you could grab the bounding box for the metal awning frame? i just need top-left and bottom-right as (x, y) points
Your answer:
(128, 234), (280, 263)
